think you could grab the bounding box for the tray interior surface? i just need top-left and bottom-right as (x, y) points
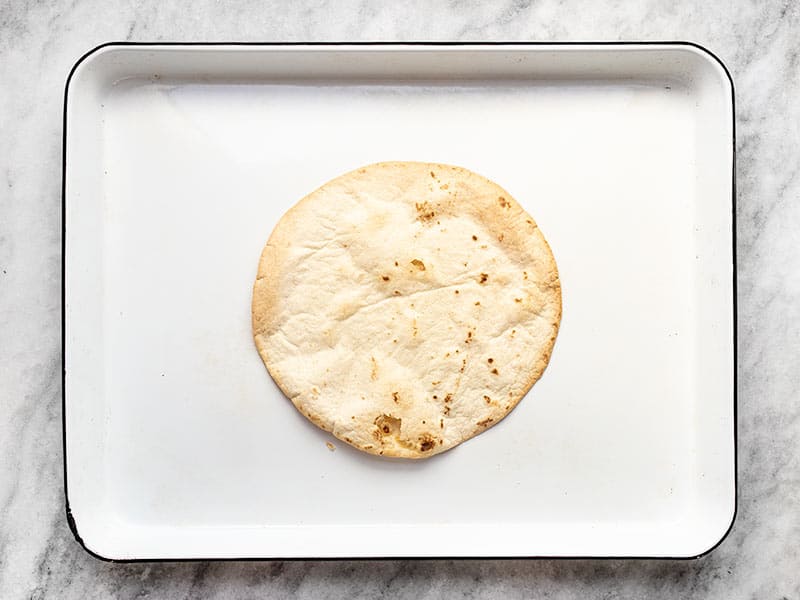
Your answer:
(64, 44), (734, 559)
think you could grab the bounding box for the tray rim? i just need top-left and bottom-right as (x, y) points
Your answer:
(61, 40), (737, 563)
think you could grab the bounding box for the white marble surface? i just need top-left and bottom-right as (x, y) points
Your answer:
(1, 0), (799, 597)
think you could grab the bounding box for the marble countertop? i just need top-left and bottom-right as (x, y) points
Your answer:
(1, 0), (799, 598)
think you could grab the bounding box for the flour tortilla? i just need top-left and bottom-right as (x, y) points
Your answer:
(252, 162), (561, 458)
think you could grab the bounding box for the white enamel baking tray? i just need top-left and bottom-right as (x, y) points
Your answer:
(63, 43), (735, 560)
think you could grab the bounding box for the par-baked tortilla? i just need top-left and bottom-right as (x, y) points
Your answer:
(252, 162), (561, 458)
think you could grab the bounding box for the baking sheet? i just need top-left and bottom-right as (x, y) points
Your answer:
(63, 43), (735, 560)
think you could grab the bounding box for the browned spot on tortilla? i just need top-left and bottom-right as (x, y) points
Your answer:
(484, 395), (492, 405)
(440, 183), (449, 190)
(375, 414), (401, 438)
(491, 368), (499, 375)
(498, 196), (510, 208)
(515, 298), (522, 303)
(472, 235), (478, 241)
(474, 301), (480, 306)
(523, 271), (528, 280)
(440, 419), (444, 428)
(415, 202), (436, 223)
(419, 434), (436, 452)
(382, 275), (390, 281)
(430, 171), (436, 178)
(443, 406), (451, 415)
(454, 290), (459, 294)
(411, 259), (426, 271)
(479, 273), (489, 284)
(477, 418), (494, 427)
(395, 261), (399, 266)
(498, 233), (504, 242)
(370, 356), (378, 380)
(444, 394), (453, 403)
(392, 391), (399, 404)
(487, 358), (494, 364)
